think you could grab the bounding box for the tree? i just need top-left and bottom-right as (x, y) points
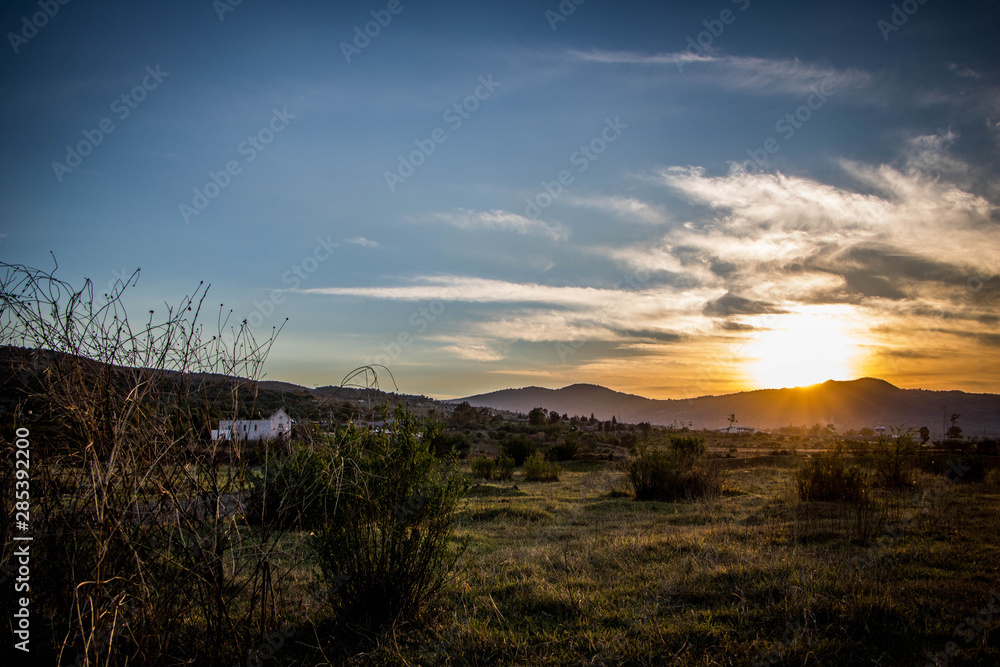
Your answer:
(548, 409), (561, 424)
(528, 407), (547, 426)
(946, 413), (963, 440)
(919, 426), (931, 444)
(727, 413), (738, 434)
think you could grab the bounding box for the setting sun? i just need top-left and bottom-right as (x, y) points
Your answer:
(744, 309), (861, 389)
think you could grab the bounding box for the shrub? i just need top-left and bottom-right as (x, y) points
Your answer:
(546, 434), (579, 461)
(855, 428), (919, 489)
(470, 456), (495, 480)
(669, 433), (707, 463)
(430, 430), (470, 458)
(494, 455), (515, 481)
(796, 448), (868, 503)
(501, 434), (536, 465)
(311, 407), (468, 632)
(628, 446), (722, 501)
(247, 443), (342, 530)
(0, 262), (294, 664)
(976, 439), (999, 456)
(523, 453), (560, 482)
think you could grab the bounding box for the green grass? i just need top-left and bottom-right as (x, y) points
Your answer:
(278, 462), (1000, 666)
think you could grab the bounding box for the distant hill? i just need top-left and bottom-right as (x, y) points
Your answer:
(0, 346), (442, 424)
(456, 379), (1000, 437)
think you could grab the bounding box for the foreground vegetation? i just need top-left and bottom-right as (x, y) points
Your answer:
(281, 455), (997, 666)
(3, 262), (999, 666)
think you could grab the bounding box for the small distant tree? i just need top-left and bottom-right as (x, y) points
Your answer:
(946, 413), (963, 440)
(548, 410), (561, 424)
(918, 426), (931, 444)
(727, 413), (738, 434)
(500, 434), (536, 465)
(528, 407), (547, 427)
(862, 427), (919, 488)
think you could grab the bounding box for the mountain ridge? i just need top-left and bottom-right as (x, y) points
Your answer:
(456, 378), (1000, 436)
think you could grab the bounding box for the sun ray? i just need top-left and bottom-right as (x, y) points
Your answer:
(743, 308), (862, 389)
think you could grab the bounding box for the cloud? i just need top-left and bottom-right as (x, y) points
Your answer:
(299, 276), (718, 352)
(704, 293), (786, 317)
(415, 208), (568, 240)
(589, 130), (999, 339)
(947, 63), (982, 80)
(345, 236), (380, 248)
(564, 194), (669, 224)
(567, 49), (873, 96)
(299, 276), (627, 307)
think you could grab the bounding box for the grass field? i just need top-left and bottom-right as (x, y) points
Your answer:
(280, 456), (1000, 666)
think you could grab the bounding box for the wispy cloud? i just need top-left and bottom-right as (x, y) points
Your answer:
(414, 208), (568, 240)
(345, 236), (381, 248)
(300, 275), (654, 308)
(948, 63), (982, 80)
(600, 132), (1000, 318)
(564, 194), (669, 224)
(567, 49), (873, 96)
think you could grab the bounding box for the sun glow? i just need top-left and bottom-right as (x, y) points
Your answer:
(744, 309), (861, 389)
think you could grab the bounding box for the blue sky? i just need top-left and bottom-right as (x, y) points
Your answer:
(2, 0), (999, 399)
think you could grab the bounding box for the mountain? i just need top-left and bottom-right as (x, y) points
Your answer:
(456, 379), (1000, 437)
(0, 345), (443, 423)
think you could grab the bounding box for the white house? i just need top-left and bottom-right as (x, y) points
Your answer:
(213, 409), (291, 442)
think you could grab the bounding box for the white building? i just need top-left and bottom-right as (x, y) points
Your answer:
(213, 408), (291, 442)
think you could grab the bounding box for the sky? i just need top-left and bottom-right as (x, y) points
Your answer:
(2, 0), (999, 400)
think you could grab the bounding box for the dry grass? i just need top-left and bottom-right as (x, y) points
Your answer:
(291, 459), (1000, 666)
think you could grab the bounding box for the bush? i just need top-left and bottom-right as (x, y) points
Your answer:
(854, 428), (918, 489)
(247, 443), (342, 530)
(668, 433), (707, 463)
(976, 439), (999, 456)
(501, 434), (536, 465)
(494, 455), (515, 481)
(0, 262), (295, 664)
(470, 456), (495, 480)
(311, 407), (468, 632)
(546, 434), (579, 461)
(523, 453), (560, 482)
(429, 430), (470, 458)
(628, 446), (722, 501)
(796, 448), (868, 503)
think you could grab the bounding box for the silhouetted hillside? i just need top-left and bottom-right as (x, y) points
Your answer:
(457, 379), (1000, 437)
